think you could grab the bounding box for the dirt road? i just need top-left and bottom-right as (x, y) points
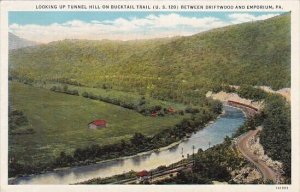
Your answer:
(236, 129), (277, 183)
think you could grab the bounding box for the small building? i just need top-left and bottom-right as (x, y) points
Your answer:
(88, 119), (107, 129)
(136, 170), (150, 183)
(167, 107), (175, 113)
(151, 112), (157, 117)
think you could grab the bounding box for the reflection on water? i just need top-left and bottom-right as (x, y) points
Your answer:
(168, 144), (179, 151)
(11, 106), (245, 185)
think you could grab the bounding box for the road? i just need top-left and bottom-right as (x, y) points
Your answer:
(236, 128), (277, 183)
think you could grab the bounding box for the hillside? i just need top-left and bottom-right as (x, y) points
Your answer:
(9, 32), (39, 50)
(9, 82), (188, 164)
(9, 13), (290, 103)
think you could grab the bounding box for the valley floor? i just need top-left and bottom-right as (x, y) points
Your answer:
(9, 81), (188, 165)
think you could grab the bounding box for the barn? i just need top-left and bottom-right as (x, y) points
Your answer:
(88, 119), (107, 129)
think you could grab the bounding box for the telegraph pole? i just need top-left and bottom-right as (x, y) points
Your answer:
(192, 145), (195, 166)
(192, 145), (195, 184)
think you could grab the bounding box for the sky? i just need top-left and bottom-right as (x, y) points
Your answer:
(9, 11), (285, 43)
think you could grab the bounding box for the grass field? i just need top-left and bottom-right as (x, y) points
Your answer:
(9, 82), (188, 164)
(37, 82), (188, 110)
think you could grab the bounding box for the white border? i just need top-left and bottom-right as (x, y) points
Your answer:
(1, 1), (299, 192)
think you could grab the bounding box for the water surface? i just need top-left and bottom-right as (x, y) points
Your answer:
(11, 105), (245, 184)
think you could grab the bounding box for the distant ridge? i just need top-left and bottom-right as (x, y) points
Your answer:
(9, 13), (290, 94)
(9, 32), (39, 50)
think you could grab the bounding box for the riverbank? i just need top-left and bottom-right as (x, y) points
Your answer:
(9, 106), (222, 184)
(79, 106), (248, 185)
(206, 91), (264, 111)
(9, 105), (245, 184)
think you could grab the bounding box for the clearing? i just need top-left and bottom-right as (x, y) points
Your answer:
(9, 81), (188, 164)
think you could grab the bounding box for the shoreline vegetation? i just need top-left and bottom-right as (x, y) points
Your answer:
(8, 80), (222, 179)
(78, 88), (291, 185)
(9, 104), (227, 184)
(211, 86), (291, 183)
(78, 109), (248, 185)
(8, 13), (291, 184)
(8, 82), (291, 185)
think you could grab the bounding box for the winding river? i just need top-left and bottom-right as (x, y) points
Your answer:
(10, 105), (245, 185)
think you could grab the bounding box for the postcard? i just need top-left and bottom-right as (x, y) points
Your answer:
(0, 1), (299, 192)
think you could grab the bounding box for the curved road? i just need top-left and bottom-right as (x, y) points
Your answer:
(236, 128), (277, 183)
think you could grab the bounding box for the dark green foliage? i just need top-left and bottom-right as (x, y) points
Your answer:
(237, 85), (268, 101)
(9, 13), (290, 102)
(8, 13), (291, 182)
(233, 113), (266, 137)
(78, 124), (251, 185)
(9, 109), (28, 130)
(131, 132), (149, 147)
(185, 107), (200, 114)
(81, 91), (89, 97)
(54, 152), (74, 167)
(184, 137), (245, 183)
(79, 171), (137, 184)
(139, 97), (146, 105)
(80, 91), (171, 116)
(53, 77), (83, 87)
(160, 136), (246, 184)
(209, 99), (223, 114)
(264, 179), (275, 184)
(50, 85), (79, 96)
(175, 170), (212, 184)
(102, 83), (112, 90)
(260, 95), (291, 179)
(192, 137), (246, 181)
(212, 84), (236, 93)
(8, 108), (34, 135)
(8, 161), (49, 178)
(227, 94), (291, 182)
(9, 106), (219, 177)
(193, 156), (231, 182)
(223, 85), (236, 93)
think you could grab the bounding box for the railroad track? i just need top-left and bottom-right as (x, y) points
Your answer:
(112, 162), (193, 184)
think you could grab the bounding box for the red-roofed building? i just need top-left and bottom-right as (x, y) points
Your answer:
(151, 112), (157, 117)
(136, 170), (149, 177)
(136, 170), (150, 183)
(88, 119), (107, 129)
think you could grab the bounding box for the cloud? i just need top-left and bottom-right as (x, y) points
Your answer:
(228, 13), (280, 24)
(9, 13), (279, 43)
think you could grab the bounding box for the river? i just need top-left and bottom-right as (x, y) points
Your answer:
(10, 105), (245, 184)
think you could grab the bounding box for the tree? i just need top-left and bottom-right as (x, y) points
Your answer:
(63, 84), (68, 92)
(130, 133), (147, 147)
(260, 95), (291, 179)
(50, 86), (57, 91)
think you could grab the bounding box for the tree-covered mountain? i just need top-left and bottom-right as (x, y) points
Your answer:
(9, 13), (290, 103)
(9, 32), (39, 50)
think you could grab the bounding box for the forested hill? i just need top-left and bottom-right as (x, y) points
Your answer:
(9, 33), (39, 50)
(9, 13), (290, 102)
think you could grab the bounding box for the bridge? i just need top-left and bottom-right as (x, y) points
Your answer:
(226, 100), (260, 117)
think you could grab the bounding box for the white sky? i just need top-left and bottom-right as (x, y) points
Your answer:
(9, 13), (279, 43)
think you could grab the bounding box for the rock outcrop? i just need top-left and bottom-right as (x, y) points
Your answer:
(206, 91), (264, 110)
(247, 129), (284, 183)
(231, 166), (262, 184)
